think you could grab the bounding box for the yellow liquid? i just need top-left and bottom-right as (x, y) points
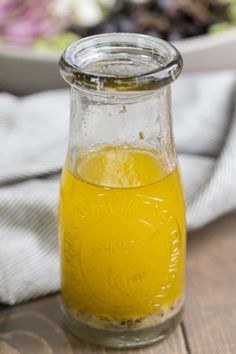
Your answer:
(59, 146), (186, 321)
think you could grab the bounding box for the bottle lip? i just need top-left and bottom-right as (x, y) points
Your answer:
(59, 33), (183, 93)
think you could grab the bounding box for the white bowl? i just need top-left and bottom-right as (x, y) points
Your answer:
(1, 29), (236, 95)
(175, 28), (236, 73)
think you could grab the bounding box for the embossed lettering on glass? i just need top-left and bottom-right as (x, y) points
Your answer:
(59, 33), (186, 349)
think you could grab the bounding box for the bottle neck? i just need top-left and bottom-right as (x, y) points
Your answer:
(66, 85), (176, 175)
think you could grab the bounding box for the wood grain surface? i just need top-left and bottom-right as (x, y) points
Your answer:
(184, 212), (236, 354)
(0, 212), (236, 354)
(0, 296), (187, 354)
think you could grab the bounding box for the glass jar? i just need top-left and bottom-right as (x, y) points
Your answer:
(59, 33), (185, 349)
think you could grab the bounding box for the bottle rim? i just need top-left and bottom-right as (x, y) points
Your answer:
(59, 33), (183, 93)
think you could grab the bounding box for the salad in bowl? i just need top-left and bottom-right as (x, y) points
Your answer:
(0, 0), (236, 93)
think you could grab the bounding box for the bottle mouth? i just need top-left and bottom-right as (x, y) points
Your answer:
(59, 33), (183, 93)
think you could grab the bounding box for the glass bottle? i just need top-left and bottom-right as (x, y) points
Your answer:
(59, 33), (185, 349)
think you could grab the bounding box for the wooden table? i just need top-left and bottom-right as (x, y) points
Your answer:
(0, 213), (236, 354)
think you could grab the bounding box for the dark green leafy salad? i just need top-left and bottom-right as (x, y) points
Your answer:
(77, 0), (236, 40)
(0, 0), (236, 51)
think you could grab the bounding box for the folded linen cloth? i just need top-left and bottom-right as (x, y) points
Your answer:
(0, 72), (236, 305)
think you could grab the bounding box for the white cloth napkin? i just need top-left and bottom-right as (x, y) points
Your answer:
(0, 72), (236, 305)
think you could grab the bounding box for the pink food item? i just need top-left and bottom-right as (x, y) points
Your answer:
(0, 0), (70, 46)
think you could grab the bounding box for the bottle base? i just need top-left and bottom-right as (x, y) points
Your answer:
(62, 303), (184, 349)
